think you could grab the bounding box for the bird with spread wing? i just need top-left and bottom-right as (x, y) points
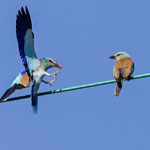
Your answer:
(0, 6), (62, 113)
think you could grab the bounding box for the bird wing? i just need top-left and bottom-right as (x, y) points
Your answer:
(0, 70), (30, 102)
(16, 6), (40, 77)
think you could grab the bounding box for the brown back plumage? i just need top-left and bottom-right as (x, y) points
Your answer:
(114, 57), (133, 79)
(113, 57), (133, 96)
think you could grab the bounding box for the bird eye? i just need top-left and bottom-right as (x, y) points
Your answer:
(49, 60), (53, 63)
(116, 54), (120, 57)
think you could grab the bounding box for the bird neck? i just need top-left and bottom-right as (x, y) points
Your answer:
(41, 59), (51, 71)
(117, 56), (130, 61)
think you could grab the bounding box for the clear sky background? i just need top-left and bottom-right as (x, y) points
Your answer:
(0, 0), (150, 150)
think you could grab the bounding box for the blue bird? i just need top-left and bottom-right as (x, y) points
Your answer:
(0, 67), (59, 103)
(16, 6), (62, 113)
(0, 6), (62, 113)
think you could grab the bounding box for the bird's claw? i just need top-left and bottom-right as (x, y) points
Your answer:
(49, 70), (59, 78)
(49, 78), (56, 86)
(127, 76), (133, 81)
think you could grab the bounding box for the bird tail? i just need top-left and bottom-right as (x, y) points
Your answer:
(31, 82), (38, 114)
(115, 68), (124, 96)
(114, 80), (123, 96)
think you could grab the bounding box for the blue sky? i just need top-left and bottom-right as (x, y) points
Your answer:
(0, 0), (150, 150)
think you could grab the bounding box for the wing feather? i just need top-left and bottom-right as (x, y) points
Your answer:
(0, 84), (25, 102)
(16, 6), (40, 77)
(0, 70), (30, 102)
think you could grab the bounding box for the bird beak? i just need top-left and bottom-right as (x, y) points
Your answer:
(109, 55), (116, 59)
(56, 64), (62, 69)
(58, 65), (62, 69)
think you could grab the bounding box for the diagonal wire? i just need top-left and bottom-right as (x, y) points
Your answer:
(2, 73), (150, 103)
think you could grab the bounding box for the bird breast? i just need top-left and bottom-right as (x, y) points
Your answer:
(32, 68), (45, 81)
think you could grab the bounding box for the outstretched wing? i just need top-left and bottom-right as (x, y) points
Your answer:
(0, 70), (30, 102)
(16, 6), (40, 77)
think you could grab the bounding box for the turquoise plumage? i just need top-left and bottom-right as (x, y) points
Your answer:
(0, 6), (62, 114)
(0, 58), (61, 104)
(16, 6), (62, 113)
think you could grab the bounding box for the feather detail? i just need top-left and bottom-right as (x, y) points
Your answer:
(16, 6), (32, 76)
(114, 80), (123, 96)
(114, 68), (124, 96)
(31, 81), (40, 114)
(0, 84), (25, 102)
(0, 70), (30, 102)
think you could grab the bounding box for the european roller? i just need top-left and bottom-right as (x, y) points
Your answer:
(0, 6), (62, 113)
(110, 52), (134, 96)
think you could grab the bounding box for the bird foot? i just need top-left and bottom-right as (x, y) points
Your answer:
(49, 70), (59, 78)
(49, 78), (56, 85)
(127, 76), (133, 81)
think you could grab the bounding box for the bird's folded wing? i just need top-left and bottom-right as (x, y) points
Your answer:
(16, 6), (40, 77)
(0, 70), (30, 102)
(0, 84), (25, 102)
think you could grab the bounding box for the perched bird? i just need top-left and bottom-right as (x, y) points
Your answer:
(110, 52), (134, 96)
(0, 6), (62, 114)
(0, 70), (30, 102)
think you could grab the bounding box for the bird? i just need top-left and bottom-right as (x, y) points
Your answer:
(110, 52), (134, 96)
(0, 68), (59, 103)
(16, 6), (62, 113)
(0, 6), (62, 114)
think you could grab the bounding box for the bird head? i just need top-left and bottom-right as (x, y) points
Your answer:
(109, 52), (130, 60)
(41, 58), (62, 70)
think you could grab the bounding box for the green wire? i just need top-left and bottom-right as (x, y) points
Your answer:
(2, 73), (150, 103)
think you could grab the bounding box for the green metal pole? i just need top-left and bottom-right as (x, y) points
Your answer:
(2, 73), (150, 103)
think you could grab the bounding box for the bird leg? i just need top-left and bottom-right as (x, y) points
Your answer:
(43, 70), (59, 77)
(42, 78), (57, 85)
(49, 70), (59, 78)
(49, 78), (56, 85)
(42, 70), (59, 85)
(42, 80), (49, 84)
(126, 76), (133, 81)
